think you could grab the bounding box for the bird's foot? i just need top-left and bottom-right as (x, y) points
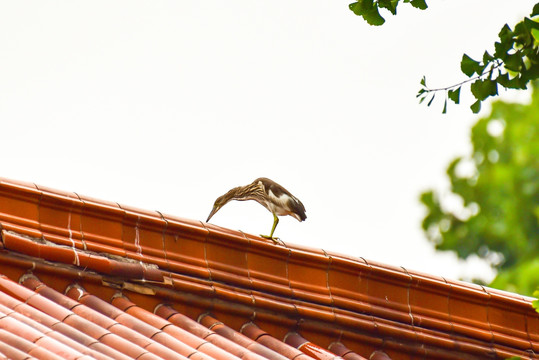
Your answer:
(260, 234), (280, 244)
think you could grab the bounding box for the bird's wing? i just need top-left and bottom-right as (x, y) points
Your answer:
(256, 177), (289, 197)
(256, 178), (307, 221)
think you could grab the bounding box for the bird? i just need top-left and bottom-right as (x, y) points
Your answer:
(206, 177), (306, 243)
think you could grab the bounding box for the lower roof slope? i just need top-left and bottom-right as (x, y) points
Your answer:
(0, 177), (536, 360)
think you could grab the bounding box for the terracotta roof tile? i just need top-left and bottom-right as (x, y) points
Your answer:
(370, 351), (392, 360)
(200, 314), (290, 360)
(241, 322), (314, 360)
(327, 342), (367, 360)
(0, 312), (86, 360)
(0, 305), (114, 360)
(21, 277), (185, 360)
(284, 332), (343, 360)
(0, 289), (127, 360)
(0, 329), (56, 360)
(156, 305), (266, 360)
(0, 177), (535, 359)
(109, 295), (224, 359)
(0, 333), (36, 360)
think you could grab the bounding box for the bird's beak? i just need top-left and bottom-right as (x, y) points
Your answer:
(206, 205), (220, 222)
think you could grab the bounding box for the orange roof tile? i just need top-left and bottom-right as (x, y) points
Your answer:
(0, 177), (536, 359)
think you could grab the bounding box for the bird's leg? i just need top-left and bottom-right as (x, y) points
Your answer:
(261, 213), (279, 243)
(269, 213), (279, 238)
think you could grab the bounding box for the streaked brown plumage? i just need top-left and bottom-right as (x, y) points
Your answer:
(206, 177), (306, 242)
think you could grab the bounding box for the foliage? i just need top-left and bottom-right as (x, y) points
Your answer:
(348, 0), (427, 26)
(420, 84), (539, 295)
(348, 1), (539, 112)
(417, 4), (539, 113)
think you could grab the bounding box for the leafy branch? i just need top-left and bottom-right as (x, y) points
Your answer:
(417, 58), (504, 114)
(418, 3), (539, 113)
(348, 1), (539, 113)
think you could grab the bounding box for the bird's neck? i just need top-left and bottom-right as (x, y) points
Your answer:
(230, 184), (265, 202)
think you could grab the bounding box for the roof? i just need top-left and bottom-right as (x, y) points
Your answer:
(0, 177), (536, 360)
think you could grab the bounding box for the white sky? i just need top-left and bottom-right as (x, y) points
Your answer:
(0, 1), (535, 282)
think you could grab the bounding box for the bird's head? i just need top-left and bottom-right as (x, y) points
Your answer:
(206, 202), (222, 222)
(206, 190), (235, 222)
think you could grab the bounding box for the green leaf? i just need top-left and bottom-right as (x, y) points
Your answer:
(504, 52), (523, 72)
(349, 0), (372, 15)
(514, 21), (531, 44)
(349, 0), (386, 25)
(494, 24), (514, 58)
(378, 0), (398, 15)
(497, 72), (524, 89)
(470, 100), (481, 113)
(482, 51), (494, 64)
(532, 28), (539, 42)
(410, 0), (427, 10)
(357, 0), (374, 12)
(427, 93), (435, 106)
(520, 66), (539, 88)
(448, 87), (461, 104)
(349, 1), (363, 15)
(362, 6), (386, 25)
(494, 41), (512, 58)
(442, 98), (447, 114)
(486, 79), (498, 96)
(524, 17), (539, 31)
(470, 80), (483, 99)
(419, 190), (438, 209)
(461, 54), (482, 77)
(496, 72), (509, 87)
(498, 24), (513, 43)
(533, 3), (539, 17)
(420, 75), (426, 87)
(471, 79), (498, 101)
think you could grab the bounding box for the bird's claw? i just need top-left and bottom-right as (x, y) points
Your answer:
(260, 234), (280, 244)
